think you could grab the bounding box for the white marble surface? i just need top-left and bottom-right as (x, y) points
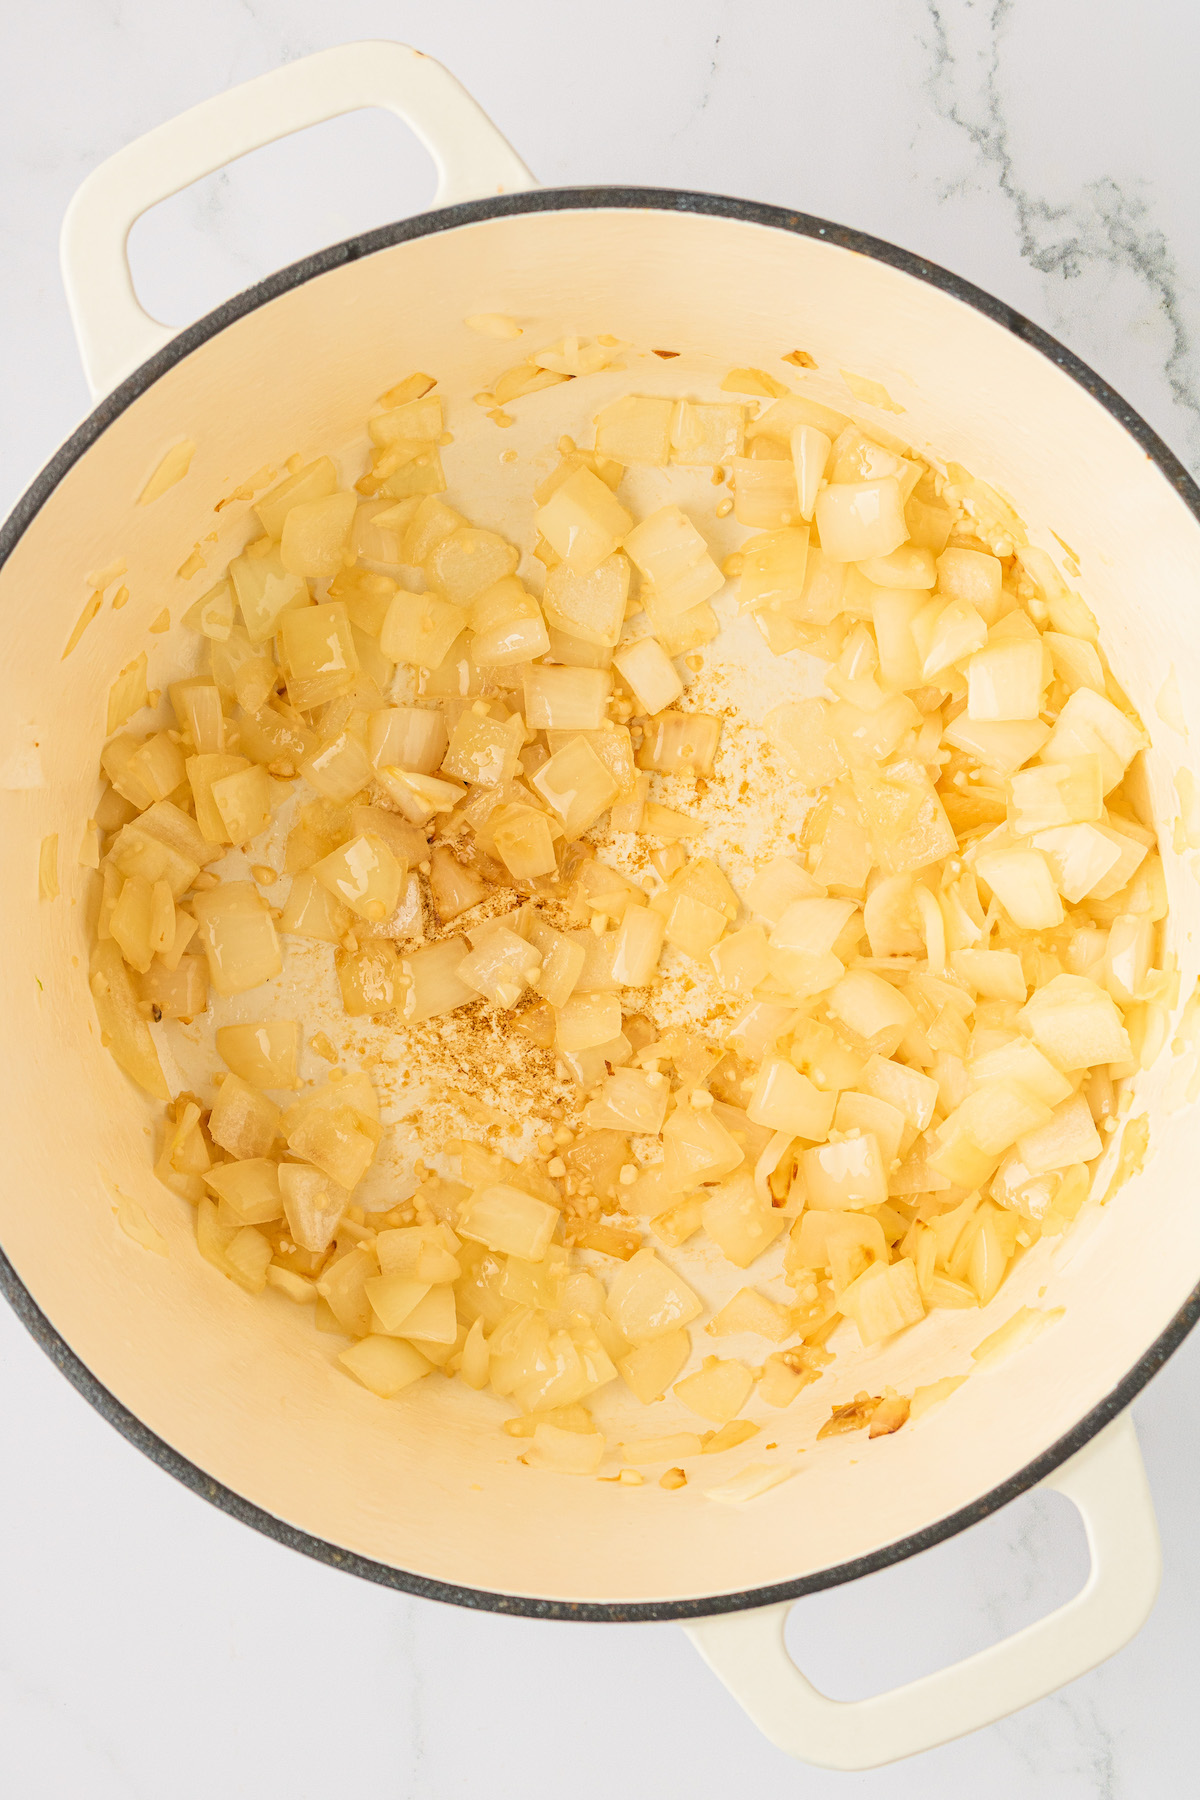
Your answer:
(3, 1), (1200, 1792)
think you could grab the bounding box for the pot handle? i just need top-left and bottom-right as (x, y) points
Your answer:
(59, 40), (537, 399)
(683, 1409), (1160, 1770)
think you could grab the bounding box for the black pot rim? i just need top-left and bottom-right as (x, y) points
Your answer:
(3, 184), (1198, 1625)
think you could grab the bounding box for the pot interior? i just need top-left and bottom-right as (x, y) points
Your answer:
(1, 201), (1198, 1607)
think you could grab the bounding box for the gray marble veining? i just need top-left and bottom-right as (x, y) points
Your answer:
(920, 0), (1200, 455)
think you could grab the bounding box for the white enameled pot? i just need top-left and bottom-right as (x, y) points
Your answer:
(2, 40), (1196, 1771)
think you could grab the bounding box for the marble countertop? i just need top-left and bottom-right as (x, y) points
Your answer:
(3, 2), (1199, 1793)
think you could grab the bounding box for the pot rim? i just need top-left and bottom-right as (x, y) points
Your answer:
(2, 184), (1198, 1624)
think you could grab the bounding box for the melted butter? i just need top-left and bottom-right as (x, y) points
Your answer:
(1101, 1113), (1150, 1205)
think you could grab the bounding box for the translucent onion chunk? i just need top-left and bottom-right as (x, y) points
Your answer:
(312, 834), (403, 923)
(532, 735), (619, 837)
(815, 477), (906, 561)
(523, 665), (612, 731)
(542, 554), (630, 647)
(534, 466), (633, 577)
(459, 1184), (559, 1260)
(606, 1249), (702, 1343)
(193, 882), (282, 996)
(623, 506), (723, 615)
(612, 637), (683, 717)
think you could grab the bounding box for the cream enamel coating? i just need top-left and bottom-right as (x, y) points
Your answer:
(2, 41), (1196, 1769)
(686, 1411), (1161, 1768)
(60, 41), (536, 397)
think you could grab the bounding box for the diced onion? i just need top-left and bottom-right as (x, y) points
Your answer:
(814, 477), (906, 561)
(86, 329), (1164, 1480)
